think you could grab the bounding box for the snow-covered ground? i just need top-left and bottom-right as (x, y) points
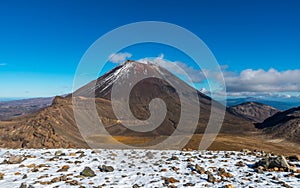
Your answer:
(0, 149), (299, 187)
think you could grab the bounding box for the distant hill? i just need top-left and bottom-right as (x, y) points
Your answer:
(256, 106), (300, 143)
(0, 97), (26, 102)
(227, 97), (300, 111)
(0, 97), (53, 120)
(228, 102), (280, 123)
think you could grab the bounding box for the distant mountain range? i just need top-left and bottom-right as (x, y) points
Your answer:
(227, 97), (300, 111)
(0, 97), (27, 102)
(0, 97), (53, 120)
(1, 96), (297, 121)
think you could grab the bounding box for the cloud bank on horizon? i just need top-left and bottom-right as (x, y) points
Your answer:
(109, 52), (300, 98)
(225, 68), (300, 92)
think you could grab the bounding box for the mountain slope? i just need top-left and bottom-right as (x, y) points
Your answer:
(228, 102), (280, 123)
(256, 106), (300, 143)
(0, 60), (263, 149)
(0, 97), (84, 148)
(72, 60), (256, 137)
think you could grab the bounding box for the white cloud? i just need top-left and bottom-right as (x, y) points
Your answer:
(200, 88), (208, 94)
(225, 91), (300, 100)
(109, 53), (132, 63)
(224, 68), (300, 93)
(285, 94), (292, 98)
(138, 54), (206, 83)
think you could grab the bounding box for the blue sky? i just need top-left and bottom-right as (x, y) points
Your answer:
(0, 0), (299, 98)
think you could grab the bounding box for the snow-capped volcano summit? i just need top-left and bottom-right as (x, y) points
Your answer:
(72, 60), (193, 99)
(71, 60), (255, 137)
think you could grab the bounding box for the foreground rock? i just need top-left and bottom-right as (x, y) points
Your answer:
(207, 171), (216, 183)
(2, 156), (24, 164)
(287, 155), (300, 162)
(254, 155), (291, 172)
(81, 167), (95, 177)
(98, 165), (114, 172)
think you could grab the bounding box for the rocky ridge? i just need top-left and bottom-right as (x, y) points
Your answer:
(228, 102), (280, 123)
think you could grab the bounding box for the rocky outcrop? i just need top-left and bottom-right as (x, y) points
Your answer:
(256, 106), (300, 144)
(0, 117), (73, 148)
(253, 155), (297, 173)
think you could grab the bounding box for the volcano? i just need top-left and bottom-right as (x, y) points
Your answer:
(0, 60), (270, 150)
(71, 60), (255, 138)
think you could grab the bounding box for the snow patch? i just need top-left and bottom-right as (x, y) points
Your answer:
(0, 149), (299, 187)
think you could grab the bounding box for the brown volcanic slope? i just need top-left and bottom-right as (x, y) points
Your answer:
(256, 106), (300, 144)
(228, 102), (280, 123)
(0, 96), (299, 154)
(72, 60), (256, 136)
(0, 97), (84, 148)
(0, 60), (299, 154)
